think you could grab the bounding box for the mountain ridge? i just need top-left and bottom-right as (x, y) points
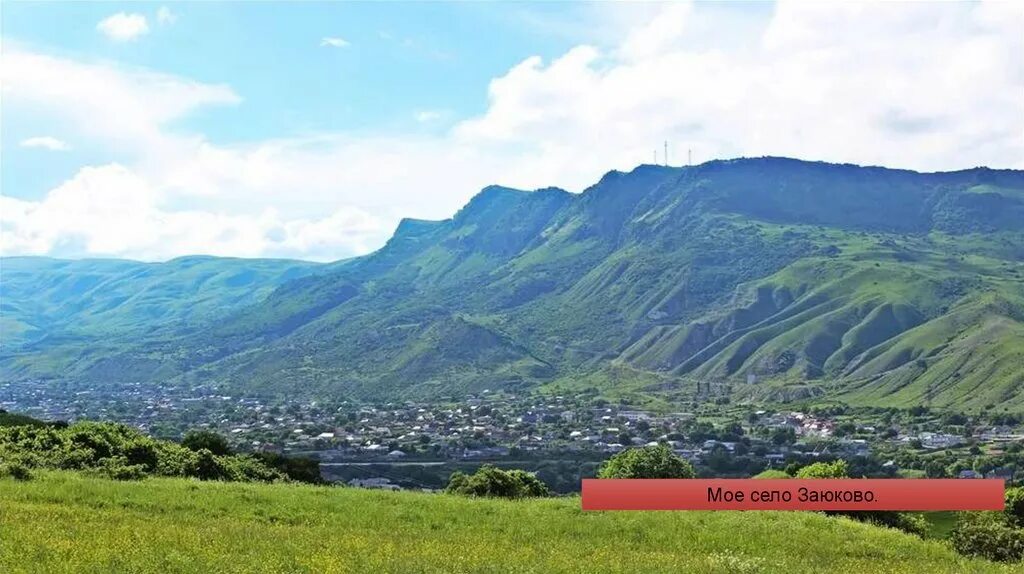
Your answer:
(3, 157), (1023, 410)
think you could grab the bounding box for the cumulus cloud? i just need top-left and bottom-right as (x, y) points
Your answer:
(19, 136), (70, 151)
(320, 37), (350, 48)
(4, 1), (1022, 261)
(1, 48), (240, 152)
(97, 12), (150, 41)
(458, 1), (1023, 177)
(0, 164), (386, 261)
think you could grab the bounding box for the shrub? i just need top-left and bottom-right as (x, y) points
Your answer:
(254, 452), (323, 484)
(1005, 487), (1024, 526)
(0, 421), (287, 484)
(123, 438), (160, 470)
(795, 460), (848, 479)
(97, 456), (148, 481)
(181, 430), (233, 456)
(597, 445), (695, 479)
(793, 458), (926, 537)
(951, 512), (1024, 562)
(192, 448), (231, 481)
(504, 469), (551, 498)
(0, 461), (34, 481)
(218, 454), (288, 483)
(446, 465), (551, 498)
(154, 442), (200, 477)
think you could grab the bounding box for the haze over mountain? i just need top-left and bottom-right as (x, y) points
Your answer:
(3, 157), (1023, 410)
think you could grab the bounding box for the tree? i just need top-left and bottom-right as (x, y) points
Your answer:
(771, 427), (796, 446)
(597, 445), (695, 479)
(445, 465), (550, 498)
(951, 512), (1024, 562)
(833, 422), (857, 438)
(181, 430), (232, 456)
(1005, 487), (1024, 526)
(924, 460), (948, 478)
(795, 460), (848, 478)
(254, 452), (323, 484)
(796, 459), (927, 538)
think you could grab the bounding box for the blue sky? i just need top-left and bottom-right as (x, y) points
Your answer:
(2, 2), (1021, 261)
(3, 2), (595, 198)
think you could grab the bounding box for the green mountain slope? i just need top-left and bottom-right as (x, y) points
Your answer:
(0, 256), (320, 348)
(0, 471), (1008, 573)
(2, 158), (1022, 409)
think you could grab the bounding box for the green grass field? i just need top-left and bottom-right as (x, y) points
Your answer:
(0, 472), (1011, 573)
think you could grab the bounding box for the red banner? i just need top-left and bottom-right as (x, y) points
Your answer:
(582, 479), (1005, 511)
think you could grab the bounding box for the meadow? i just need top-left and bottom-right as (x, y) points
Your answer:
(0, 471), (1012, 573)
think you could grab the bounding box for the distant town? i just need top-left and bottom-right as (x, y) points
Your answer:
(4, 379), (1023, 491)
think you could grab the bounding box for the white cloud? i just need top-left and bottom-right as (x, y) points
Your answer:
(1, 48), (240, 151)
(156, 6), (177, 26)
(415, 110), (444, 123)
(96, 13), (150, 41)
(0, 164), (386, 261)
(19, 136), (70, 151)
(457, 0), (1024, 177)
(4, 1), (1022, 261)
(320, 37), (350, 48)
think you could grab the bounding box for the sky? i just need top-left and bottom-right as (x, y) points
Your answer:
(2, 1), (1022, 262)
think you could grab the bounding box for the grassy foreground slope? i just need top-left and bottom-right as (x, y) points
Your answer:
(0, 472), (1009, 574)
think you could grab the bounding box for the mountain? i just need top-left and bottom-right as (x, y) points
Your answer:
(3, 158), (1023, 410)
(0, 256), (321, 348)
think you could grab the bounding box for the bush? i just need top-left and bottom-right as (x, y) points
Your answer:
(97, 456), (148, 481)
(0, 461), (34, 481)
(1005, 487), (1024, 526)
(255, 452), (323, 484)
(597, 445), (695, 479)
(951, 513), (1024, 562)
(0, 421), (287, 484)
(446, 465), (551, 499)
(181, 430), (233, 456)
(795, 460), (848, 478)
(218, 454), (288, 483)
(154, 442), (200, 476)
(793, 459), (926, 537)
(123, 438), (160, 470)
(192, 448), (231, 481)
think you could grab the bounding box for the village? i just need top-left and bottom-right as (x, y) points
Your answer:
(5, 378), (1024, 490)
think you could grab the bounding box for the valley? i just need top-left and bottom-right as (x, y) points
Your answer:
(3, 158), (1022, 411)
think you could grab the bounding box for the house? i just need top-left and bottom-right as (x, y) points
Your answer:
(619, 411), (652, 422)
(673, 449), (701, 461)
(701, 440), (735, 453)
(348, 478), (400, 491)
(986, 467), (1015, 482)
(958, 470), (984, 479)
(919, 432), (964, 449)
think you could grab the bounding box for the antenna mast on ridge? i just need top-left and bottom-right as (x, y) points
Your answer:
(664, 141), (668, 166)
(688, 148), (692, 167)
(653, 149), (657, 164)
